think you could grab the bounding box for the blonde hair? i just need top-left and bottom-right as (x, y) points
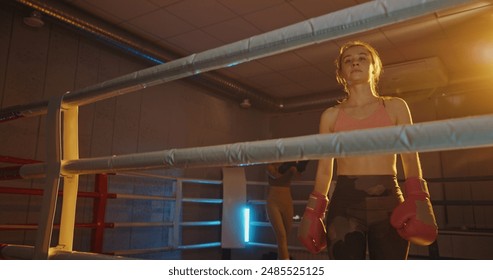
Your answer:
(335, 41), (383, 94)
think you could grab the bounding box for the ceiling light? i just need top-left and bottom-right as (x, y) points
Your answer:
(23, 11), (44, 28)
(240, 99), (251, 109)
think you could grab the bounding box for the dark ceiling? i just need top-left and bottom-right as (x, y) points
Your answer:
(10, 0), (493, 112)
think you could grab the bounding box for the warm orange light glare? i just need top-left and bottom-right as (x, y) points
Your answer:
(473, 41), (493, 64)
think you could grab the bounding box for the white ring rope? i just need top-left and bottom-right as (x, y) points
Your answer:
(0, 0), (474, 120)
(17, 114), (493, 179)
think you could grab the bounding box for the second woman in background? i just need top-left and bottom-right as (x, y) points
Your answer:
(266, 161), (308, 260)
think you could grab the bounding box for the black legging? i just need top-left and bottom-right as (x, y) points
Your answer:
(325, 175), (409, 259)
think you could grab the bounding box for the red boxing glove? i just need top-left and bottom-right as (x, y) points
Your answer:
(391, 177), (438, 246)
(297, 191), (329, 254)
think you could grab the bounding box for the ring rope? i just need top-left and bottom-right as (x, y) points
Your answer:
(13, 114), (493, 179)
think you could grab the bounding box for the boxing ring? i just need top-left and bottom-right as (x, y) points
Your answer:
(1, 0), (492, 259)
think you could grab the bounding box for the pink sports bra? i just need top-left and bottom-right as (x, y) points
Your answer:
(333, 100), (394, 132)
